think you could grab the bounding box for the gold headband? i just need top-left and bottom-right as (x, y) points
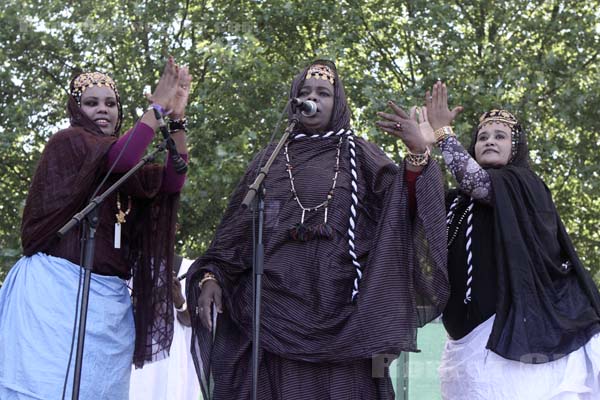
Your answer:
(305, 64), (335, 85)
(477, 109), (518, 129)
(71, 72), (118, 100)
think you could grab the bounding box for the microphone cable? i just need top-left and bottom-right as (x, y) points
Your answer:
(252, 98), (292, 180)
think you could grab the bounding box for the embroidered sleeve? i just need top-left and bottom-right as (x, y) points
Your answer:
(439, 136), (493, 204)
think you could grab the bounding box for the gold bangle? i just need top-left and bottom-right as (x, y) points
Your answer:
(198, 272), (217, 289)
(434, 126), (455, 144)
(405, 147), (430, 167)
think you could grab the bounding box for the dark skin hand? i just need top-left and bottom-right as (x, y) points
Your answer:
(376, 101), (427, 152)
(376, 100), (429, 172)
(197, 279), (223, 331)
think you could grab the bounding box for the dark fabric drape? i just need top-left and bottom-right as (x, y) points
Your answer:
(442, 195), (498, 340)
(20, 126), (178, 367)
(187, 135), (448, 399)
(486, 165), (600, 363)
(22, 126), (114, 255)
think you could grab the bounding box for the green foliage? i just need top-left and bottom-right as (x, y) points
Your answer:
(1, 0), (599, 284)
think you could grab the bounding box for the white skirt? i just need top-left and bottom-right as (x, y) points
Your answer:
(129, 258), (201, 400)
(0, 253), (134, 400)
(439, 315), (600, 400)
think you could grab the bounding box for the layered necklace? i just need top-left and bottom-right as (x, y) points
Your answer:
(446, 201), (472, 249)
(284, 136), (343, 241)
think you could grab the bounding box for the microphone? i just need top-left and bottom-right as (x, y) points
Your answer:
(290, 98), (318, 117)
(152, 108), (188, 174)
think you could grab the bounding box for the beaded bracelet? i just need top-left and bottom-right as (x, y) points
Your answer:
(434, 126), (455, 145)
(199, 272), (217, 289)
(405, 147), (430, 167)
(168, 117), (188, 133)
(147, 103), (170, 117)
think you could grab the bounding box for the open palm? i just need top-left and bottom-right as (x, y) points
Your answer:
(171, 66), (192, 119)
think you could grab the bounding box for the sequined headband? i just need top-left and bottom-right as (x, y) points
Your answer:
(477, 109), (518, 129)
(305, 64), (335, 85)
(70, 72), (119, 104)
(478, 109), (521, 159)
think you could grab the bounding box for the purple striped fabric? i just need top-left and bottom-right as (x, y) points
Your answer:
(187, 134), (448, 399)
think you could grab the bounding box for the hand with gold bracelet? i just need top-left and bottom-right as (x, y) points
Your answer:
(376, 101), (431, 172)
(197, 271), (223, 331)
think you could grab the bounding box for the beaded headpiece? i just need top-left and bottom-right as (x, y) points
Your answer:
(70, 72), (119, 105)
(305, 64), (335, 85)
(477, 109), (521, 158)
(477, 109), (517, 129)
(69, 71), (123, 135)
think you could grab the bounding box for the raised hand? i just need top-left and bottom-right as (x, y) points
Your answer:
(411, 105), (435, 145)
(170, 66), (192, 120)
(145, 56), (180, 111)
(376, 100), (428, 154)
(426, 81), (463, 131)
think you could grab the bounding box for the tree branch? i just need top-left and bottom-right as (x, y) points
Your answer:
(173, 0), (191, 50)
(348, 0), (410, 88)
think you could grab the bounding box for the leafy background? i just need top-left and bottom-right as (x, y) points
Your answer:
(1, 0), (599, 285)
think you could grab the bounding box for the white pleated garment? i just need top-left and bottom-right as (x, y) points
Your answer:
(439, 315), (600, 400)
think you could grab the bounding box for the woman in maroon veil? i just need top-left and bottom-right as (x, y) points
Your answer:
(0, 58), (191, 399)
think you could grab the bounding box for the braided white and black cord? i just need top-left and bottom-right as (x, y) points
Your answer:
(346, 132), (362, 301)
(290, 128), (362, 301)
(292, 129), (343, 139)
(463, 199), (475, 304)
(446, 197), (459, 226)
(446, 196), (476, 304)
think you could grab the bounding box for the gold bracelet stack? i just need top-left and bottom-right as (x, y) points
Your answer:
(199, 272), (217, 289)
(434, 126), (455, 145)
(406, 147), (430, 167)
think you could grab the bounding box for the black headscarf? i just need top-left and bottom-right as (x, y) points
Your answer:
(466, 110), (600, 362)
(467, 109), (529, 168)
(287, 59), (351, 134)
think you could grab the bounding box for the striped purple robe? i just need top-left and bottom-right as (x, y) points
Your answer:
(188, 134), (448, 399)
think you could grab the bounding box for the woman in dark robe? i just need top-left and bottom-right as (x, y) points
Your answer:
(186, 60), (449, 400)
(0, 59), (191, 399)
(379, 81), (600, 399)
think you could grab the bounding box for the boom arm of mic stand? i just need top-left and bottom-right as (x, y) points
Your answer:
(241, 118), (298, 209)
(57, 140), (169, 237)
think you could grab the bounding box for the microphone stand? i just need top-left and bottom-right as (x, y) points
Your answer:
(241, 111), (299, 400)
(57, 138), (171, 400)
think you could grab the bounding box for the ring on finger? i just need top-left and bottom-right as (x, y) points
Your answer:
(395, 123), (402, 131)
